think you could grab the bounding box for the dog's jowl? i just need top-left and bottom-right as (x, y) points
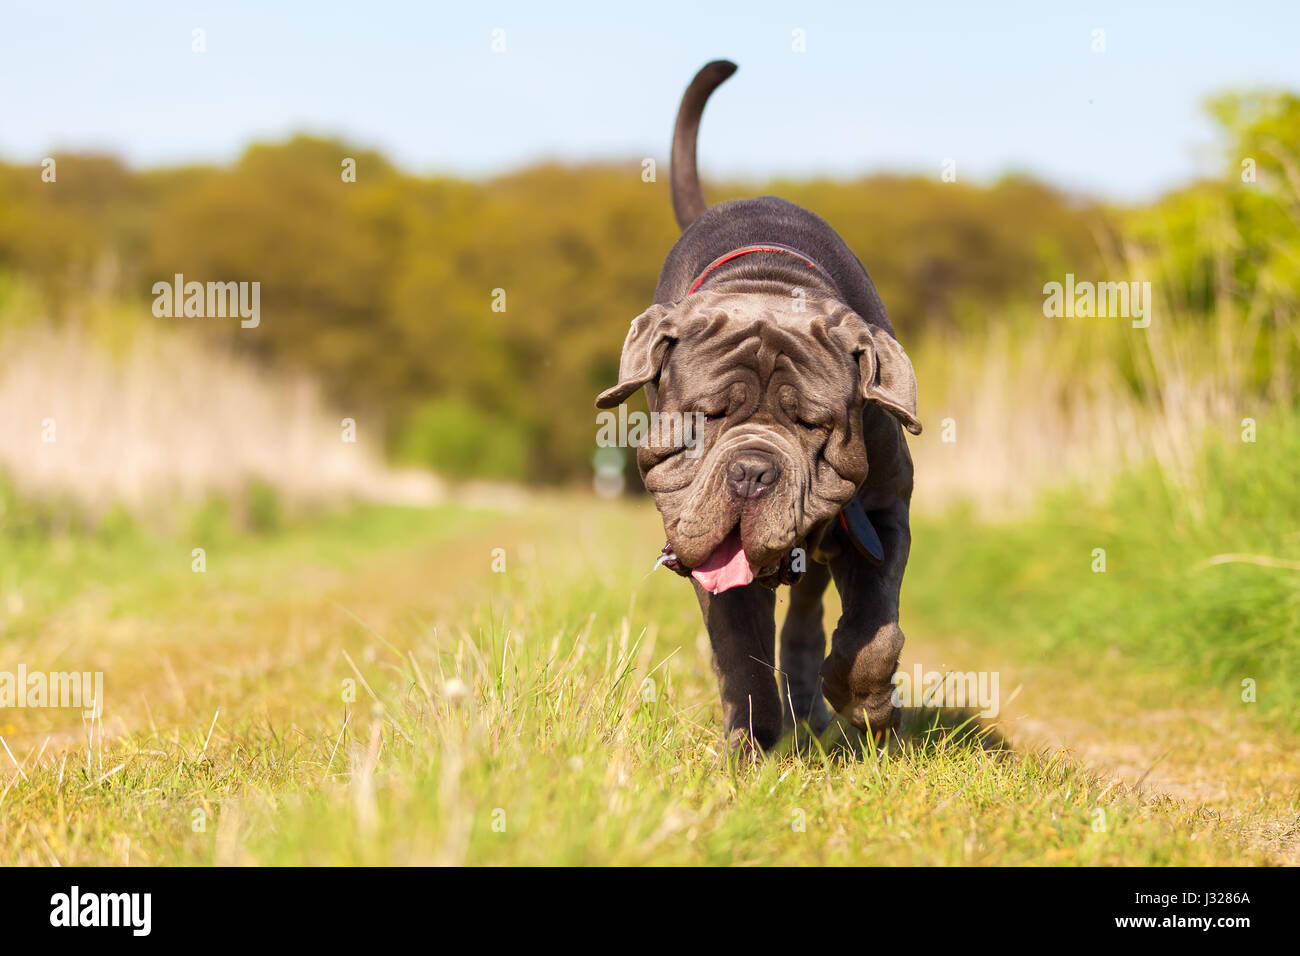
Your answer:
(595, 61), (922, 753)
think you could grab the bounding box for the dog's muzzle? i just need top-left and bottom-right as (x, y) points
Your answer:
(654, 540), (804, 588)
(725, 453), (779, 500)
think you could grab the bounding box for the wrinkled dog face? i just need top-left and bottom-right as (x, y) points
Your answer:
(597, 291), (920, 585)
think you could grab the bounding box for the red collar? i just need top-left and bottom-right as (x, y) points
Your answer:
(687, 242), (835, 296)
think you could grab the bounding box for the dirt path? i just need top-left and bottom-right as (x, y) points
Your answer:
(6, 501), (1296, 863)
(902, 630), (1300, 864)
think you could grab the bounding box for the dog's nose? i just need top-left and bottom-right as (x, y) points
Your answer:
(726, 455), (779, 499)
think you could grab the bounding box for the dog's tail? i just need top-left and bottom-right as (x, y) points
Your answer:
(671, 59), (737, 231)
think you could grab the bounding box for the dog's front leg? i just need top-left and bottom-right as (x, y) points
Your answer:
(692, 581), (781, 754)
(821, 498), (911, 741)
(779, 559), (833, 733)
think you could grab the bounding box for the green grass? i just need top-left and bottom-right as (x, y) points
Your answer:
(0, 476), (1292, 864)
(0, 488), (489, 643)
(14, 701), (1247, 866)
(905, 407), (1300, 731)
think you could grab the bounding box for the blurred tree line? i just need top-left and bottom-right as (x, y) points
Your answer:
(0, 90), (1293, 483)
(1124, 92), (1300, 397)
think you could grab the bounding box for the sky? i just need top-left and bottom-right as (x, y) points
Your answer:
(2, 0), (1298, 201)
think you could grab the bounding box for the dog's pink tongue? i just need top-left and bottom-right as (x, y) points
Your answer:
(690, 531), (754, 594)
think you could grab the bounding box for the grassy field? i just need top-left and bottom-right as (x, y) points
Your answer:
(909, 407), (1300, 730)
(2, 25), (1296, 869)
(1, 420), (1297, 864)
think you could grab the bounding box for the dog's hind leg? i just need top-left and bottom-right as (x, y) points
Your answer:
(692, 580), (781, 755)
(779, 559), (833, 733)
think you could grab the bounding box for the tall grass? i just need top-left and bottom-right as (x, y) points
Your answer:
(909, 192), (1296, 519)
(0, 296), (441, 529)
(907, 404), (1300, 730)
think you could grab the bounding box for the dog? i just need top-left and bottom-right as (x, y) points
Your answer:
(596, 60), (921, 753)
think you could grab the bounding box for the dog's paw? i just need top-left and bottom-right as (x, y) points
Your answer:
(721, 724), (782, 763)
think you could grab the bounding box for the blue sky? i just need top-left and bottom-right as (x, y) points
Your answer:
(2, 0), (1297, 201)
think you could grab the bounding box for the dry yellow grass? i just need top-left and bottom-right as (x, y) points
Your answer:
(909, 167), (1297, 519)
(908, 280), (1280, 518)
(0, 322), (441, 519)
(909, 320), (1239, 517)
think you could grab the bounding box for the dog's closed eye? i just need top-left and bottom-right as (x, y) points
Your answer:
(790, 406), (831, 433)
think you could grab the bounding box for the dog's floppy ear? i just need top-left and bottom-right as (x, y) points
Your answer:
(595, 304), (678, 408)
(836, 323), (922, 435)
